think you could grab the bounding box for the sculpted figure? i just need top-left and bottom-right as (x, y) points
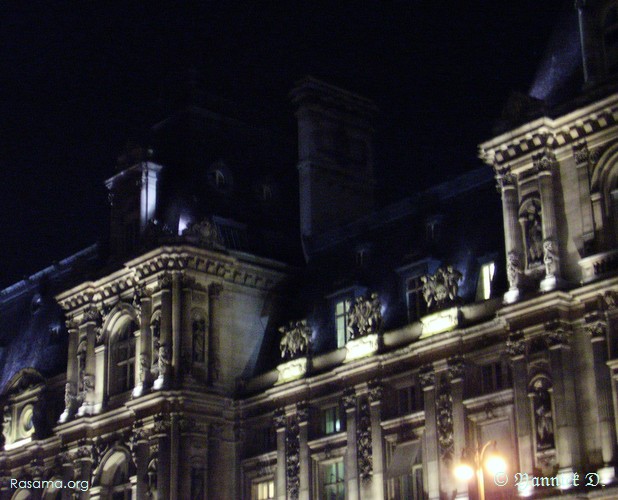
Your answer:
(543, 239), (556, 277)
(279, 320), (311, 359)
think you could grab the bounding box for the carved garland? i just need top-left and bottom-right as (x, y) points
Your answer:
(357, 400), (373, 483)
(285, 417), (300, 500)
(436, 376), (454, 461)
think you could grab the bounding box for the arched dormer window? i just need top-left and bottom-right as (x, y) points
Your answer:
(603, 3), (618, 74)
(110, 319), (137, 395)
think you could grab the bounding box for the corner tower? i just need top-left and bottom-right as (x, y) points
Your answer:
(290, 77), (377, 243)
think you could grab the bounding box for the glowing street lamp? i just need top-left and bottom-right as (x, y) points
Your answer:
(454, 440), (506, 500)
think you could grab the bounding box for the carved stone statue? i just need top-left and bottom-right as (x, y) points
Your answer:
(2, 410), (11, 442)
(506, 251), (521, 289)
(347, 293), (382, 339)
(192, 315), (206, 363)
(139, 353), (149, 383)
(531, 379), (554, 451)
(421, 265), (462, 310)
(183, 218), (223, 248)
(279, 320), (311, 359)
(524, 202), (543, 266)
(82, 374), (95, 394)
(158, 344), (171, 377)
(543, 238), (556, 277)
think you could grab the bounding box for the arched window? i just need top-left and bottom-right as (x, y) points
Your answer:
(215, 169), (226, 189)
(11, 490), (33, 500)
(604, 3), (618, 74)
(100, 450), (133, 500)
(111, 319), (137, 395)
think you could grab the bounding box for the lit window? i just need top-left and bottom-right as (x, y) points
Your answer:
(113, 320), (137, 394)
(253, 479), (275, 500)
(476, 261), (495, 301)
(323, 460), (345, 500)
(335, 299), (352, 348)
(322, 406), (342, 435)
(406, 276), (426, 322)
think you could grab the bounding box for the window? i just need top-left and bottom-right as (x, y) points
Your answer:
(480, 361), (511, 393)
(113, 320), (137, 394)
(215, 169), (226, 188)
(323, 460), (345, 500)
(335, 299), (352, 348)
(476, 261), (496, 301)
(406, 276), (426, 322)
(397, 385), (423, 416)
(387, 441), (423, 500)
(253, 479), (275, 500)
(322, 406), (342, 435)
(111, 462), (132, 500)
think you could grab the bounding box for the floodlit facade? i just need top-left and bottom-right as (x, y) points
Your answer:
(5, 3), (618, 499)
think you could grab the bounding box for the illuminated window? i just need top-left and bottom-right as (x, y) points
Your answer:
(335, 299), (352, 348)
(322, 406), (342, 435)
(476, 261), (496, 301)
(406, 276), (426, 322)
(323, 460), (345, 500)
(253, 479), (275, 500)
(112, 320), (137, 394)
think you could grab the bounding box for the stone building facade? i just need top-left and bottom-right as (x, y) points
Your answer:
(5, 2), (618, 499)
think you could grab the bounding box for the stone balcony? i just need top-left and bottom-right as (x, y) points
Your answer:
(579, 249), (618, 283)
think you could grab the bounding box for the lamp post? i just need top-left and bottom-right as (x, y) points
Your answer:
(454, 440), (506, 500)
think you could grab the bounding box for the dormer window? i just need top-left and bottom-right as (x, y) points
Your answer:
(335, 298), (352, 348)
(476, 261), (496, 301)
(261, 184), (273, 201)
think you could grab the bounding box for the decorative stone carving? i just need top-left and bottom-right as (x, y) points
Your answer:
(158, 273), (173, 290)
(523, 199), (543, 266)
(158, 344), (171, 378)
(62, 382), (79, 417)
(139, 353), (149, 383)
(586, 321), (607, 339)
(192, 313), (206, 363)
(357, 400), (373, 483)
(506, 251), (522, 290)
(418, 365), (435, 389)
(496, 172), (515, 189)
(447, 357), (465, 381)
(530, 378), (555, 451)
(545, 323), (569, 347)
(285, 417), (300, 500)
(421, 265), (462, 310)
(341, 388), (357, 410)
(573, 141), (589, 164)
(273, 409), (287, 430)
(505, 332), (526, 357)
(27, 459), (44, 480)
(543, 238), (557, 277)
(296, 402), (309, 423)
(82, 304), (102, 325)
(436, 376), (454, 460)
(347, 293), (382, 339)
(533, 152), (556, 173)
(279, 320), (311, 360)
(153, 413), (171, 435)
(367, 381), (383, 403)
(182, 218), (224, 248)
(82, 374), (95, 395)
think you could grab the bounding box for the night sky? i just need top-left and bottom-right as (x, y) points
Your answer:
(0, 1), (571, 288)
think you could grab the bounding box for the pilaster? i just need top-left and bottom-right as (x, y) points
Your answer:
(274, 409), (287, 500)
(297, 403), (311, 500)
(367, 383), (385, 500)
(342, 388), (359, 500)
(498, 173), (523, 303)
(419, 365), (439, 500)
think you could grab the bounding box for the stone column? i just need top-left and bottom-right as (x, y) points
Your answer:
(506, 333), (534, 476)
(343, 388), (359, 500)
(498, 173), (524, 303)
(60, 321), (79, 422)
(297, 403), (311, 500)
(154, 275), (172, 390)
(420, 366), (439, 500)
(152, 414), (171, 500)
(448, 359), (468, 499)
(547, 327), (580, 478)
(73, 444), (94, 500)
(172, 274), (182, 377)
(208, 283), (223, 389)
(131, 423), (151, 499)
(536, 155), (561, 291)
(181, 276), (193, 382)
(274, 409), (287, 500)
(133, 293), (152, 397)
(367, 383), (385, 500)
(573, 142), (595, 250)
(586, 315), (617, 481)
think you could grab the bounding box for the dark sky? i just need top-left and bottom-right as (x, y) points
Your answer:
(0, 1), (571, 288)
